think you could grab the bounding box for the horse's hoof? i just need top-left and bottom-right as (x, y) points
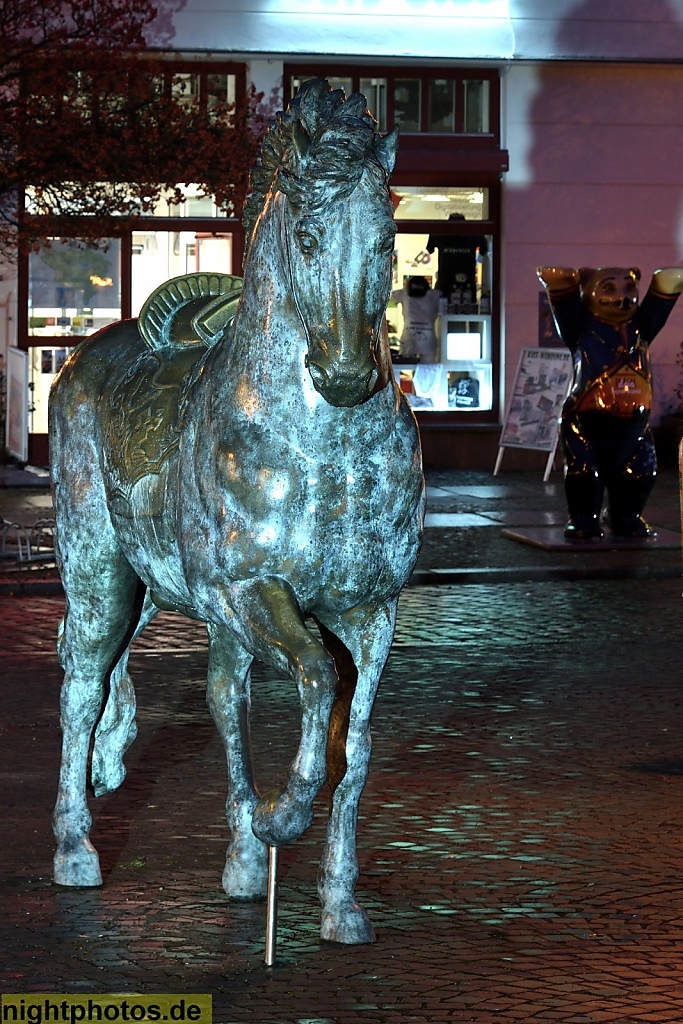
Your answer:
(222, 839), (268, 900)
(321, 900), (376, 945)
(251, 773), (316, 846)
(54, 839), (103, 887)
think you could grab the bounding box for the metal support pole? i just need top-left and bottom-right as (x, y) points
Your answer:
(264, 845), (278, 966)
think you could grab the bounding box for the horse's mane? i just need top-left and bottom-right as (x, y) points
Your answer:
(243, 79), (388, 250)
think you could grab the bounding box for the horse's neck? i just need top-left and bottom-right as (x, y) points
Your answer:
(215, 196), (310, 397)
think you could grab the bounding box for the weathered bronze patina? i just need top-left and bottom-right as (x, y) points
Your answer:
(50, 79), (424, 945)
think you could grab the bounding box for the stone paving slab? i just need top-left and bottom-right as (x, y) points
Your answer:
(3, 581), (683, 1021)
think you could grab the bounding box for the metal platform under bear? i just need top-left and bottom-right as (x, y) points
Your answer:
(501, 525), (681, 551)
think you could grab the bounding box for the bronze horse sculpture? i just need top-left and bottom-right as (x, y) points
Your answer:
(50, 78), (424, 944)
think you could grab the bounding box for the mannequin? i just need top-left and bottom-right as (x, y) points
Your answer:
(390, 275), (441, 363)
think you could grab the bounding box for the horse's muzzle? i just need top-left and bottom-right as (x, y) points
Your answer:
(307, 360), (379, 407)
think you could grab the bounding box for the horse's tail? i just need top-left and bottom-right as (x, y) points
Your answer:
(138, 272), (243, 352)
(91, 590), (158, 797)
(91, 657), (139, 797)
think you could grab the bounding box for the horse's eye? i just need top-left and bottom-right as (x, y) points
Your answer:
(298, 232), (318, 254)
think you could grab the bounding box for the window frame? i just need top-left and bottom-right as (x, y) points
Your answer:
(285, 64), (500, 144)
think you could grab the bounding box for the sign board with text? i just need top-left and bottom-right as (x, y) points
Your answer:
(494, 346), (573, 480)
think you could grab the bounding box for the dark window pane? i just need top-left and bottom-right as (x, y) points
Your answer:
(428, 79), (455, 132)
(463, 80), (490, 133)
(394, 79), (421, 131)
(326, 76), (353, 97)
(360, 77), (387, 131)
(172, 73), (200, 106)
(207, 73), (236, 121)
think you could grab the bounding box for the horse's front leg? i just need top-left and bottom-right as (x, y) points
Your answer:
(316, 598), (398, 944)
(205, 622), (267, 899)
(227, 577), (338, 847)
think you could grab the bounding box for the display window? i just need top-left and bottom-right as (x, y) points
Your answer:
(388, 185), (495, 413)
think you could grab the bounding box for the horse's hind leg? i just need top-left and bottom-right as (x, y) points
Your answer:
(316, 599), (397, 945)
(206, 623), (267, 899)
(53, 558), (142, 887)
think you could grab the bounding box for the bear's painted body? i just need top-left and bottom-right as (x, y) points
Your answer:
(538, 266), (683, 539)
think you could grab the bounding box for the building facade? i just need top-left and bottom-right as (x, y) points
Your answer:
(3, 0), (683, 468)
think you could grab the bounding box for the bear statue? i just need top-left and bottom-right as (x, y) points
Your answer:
(537, 264), (683, 539)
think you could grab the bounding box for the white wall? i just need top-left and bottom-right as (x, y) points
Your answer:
(146, 0), (515, 58)
(511, 0), (683, 61)
(148, 0), (683, 62)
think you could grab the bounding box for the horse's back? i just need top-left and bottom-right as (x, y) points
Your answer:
(51, 319), (144, 424)
(51, 320), (206, 501)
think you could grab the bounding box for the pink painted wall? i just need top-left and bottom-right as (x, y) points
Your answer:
(504, 60), (683, 421)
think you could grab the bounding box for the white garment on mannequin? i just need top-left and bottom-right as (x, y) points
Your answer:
(391, 287), (440, 363)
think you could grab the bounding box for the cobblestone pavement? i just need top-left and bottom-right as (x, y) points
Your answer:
(3, 576), (683, 1022)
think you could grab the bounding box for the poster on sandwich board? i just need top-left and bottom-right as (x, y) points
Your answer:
(494, 346), (573, 481)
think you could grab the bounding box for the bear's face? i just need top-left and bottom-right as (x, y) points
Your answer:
(579, 266), (641, 325)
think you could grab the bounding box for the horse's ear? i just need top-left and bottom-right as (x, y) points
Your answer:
(375, 126), (399, 177)
(291, 120), (311, 168)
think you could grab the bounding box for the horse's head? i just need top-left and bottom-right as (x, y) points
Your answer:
(244, 79), (399, 408)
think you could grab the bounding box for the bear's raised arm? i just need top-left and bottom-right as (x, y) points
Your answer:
(537, 267), (580, 291)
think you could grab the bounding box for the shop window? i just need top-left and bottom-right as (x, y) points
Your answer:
(27, 237), (122, 435)
(387, 185), (494, 413)
(25, 228), (236, 436)
(130, 231), (233, 314)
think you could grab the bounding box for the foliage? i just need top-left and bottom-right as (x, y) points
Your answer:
(0, 0), (264, 258)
